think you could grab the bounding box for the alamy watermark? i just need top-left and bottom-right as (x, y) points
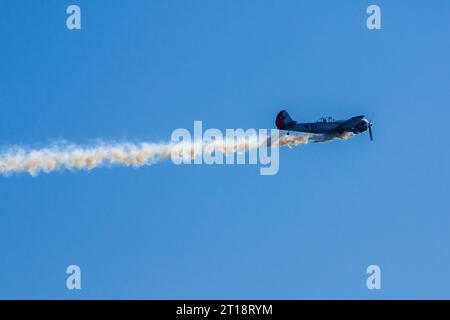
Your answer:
(66, 5), (81, 30)
(366, 265), (381, 290)
(66, 265), (81, 290)
(170, 121), (280, 176)
(366, 5), (381, 30)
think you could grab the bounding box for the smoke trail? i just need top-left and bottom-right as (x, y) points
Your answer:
(0, 132), (352, 176)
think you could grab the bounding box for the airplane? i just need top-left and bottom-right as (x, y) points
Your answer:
(275, 110), (374, 141)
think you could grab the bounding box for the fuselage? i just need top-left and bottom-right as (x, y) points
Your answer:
(283, 116), (369, 135)
(288, 120), (346, 134)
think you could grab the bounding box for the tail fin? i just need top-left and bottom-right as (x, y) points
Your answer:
(275, 110), (294, 129)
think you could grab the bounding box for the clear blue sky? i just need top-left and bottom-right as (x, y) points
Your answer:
(0, 0), (449, 299)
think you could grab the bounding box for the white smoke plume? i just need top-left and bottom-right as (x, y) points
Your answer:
(0, 132), (353, 176)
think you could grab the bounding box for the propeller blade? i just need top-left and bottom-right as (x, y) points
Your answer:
(368, 123), (373, 141)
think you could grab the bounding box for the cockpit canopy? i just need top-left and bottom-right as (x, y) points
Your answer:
(316, 116), (336, 123)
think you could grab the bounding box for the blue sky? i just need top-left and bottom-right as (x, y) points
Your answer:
(0, 0), (450, 299)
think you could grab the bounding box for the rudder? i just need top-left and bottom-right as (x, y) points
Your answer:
(275, 110), (294, 129)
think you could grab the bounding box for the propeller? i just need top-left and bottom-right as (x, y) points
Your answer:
(368, 120), (374, 141)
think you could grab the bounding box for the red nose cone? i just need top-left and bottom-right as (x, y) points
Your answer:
(357, 119), (369, 131)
